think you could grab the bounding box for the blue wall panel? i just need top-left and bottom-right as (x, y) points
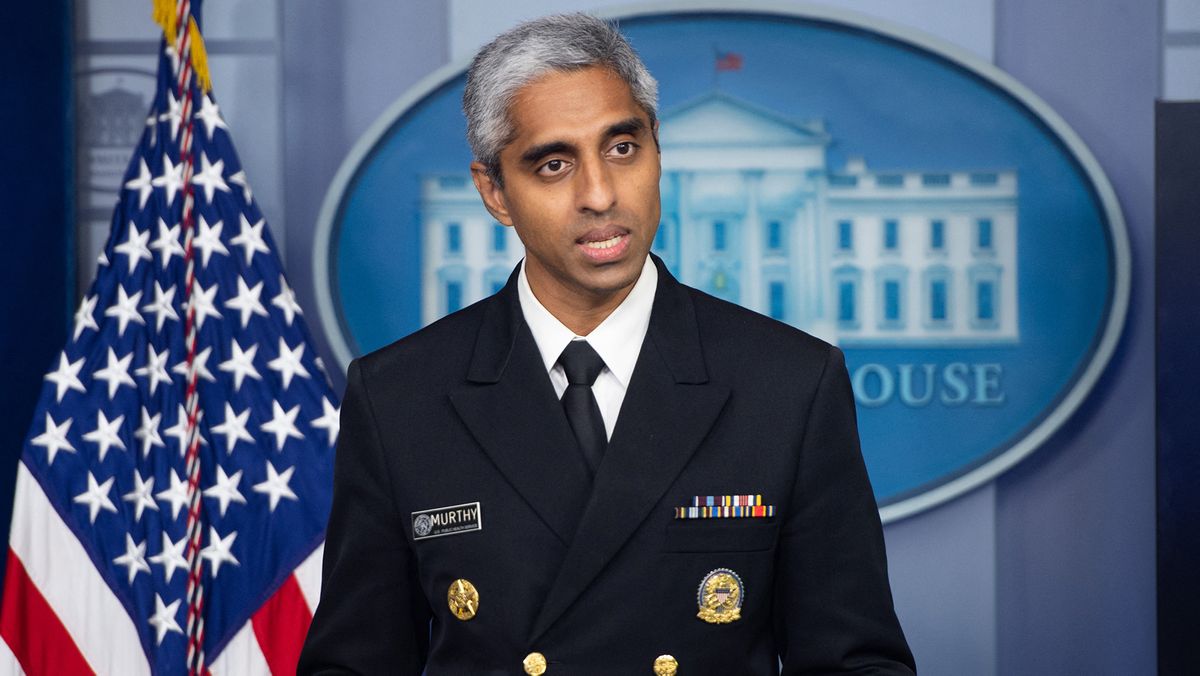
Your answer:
(994, 0), (1157, 672)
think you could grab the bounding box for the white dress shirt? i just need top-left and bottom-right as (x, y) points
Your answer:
(517, 257), (657, 440)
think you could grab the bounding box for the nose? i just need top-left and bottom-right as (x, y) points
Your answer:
(575, 155), (617, 215)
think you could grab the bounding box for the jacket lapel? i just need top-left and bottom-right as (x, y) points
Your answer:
(530, 258), (730, 641)
(448, 272), (593, 546)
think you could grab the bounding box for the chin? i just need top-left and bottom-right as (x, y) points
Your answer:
(583, 260), (643, 294)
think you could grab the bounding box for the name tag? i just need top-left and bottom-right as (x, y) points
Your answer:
(412, 501), (482, 540)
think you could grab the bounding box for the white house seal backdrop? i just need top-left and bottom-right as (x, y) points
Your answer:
(313, 4), (1129, 522)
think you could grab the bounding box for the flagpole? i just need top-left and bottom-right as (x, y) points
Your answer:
(156, 1), (211, 672)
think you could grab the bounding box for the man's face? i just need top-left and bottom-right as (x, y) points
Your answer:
(472, 66), (661, 314)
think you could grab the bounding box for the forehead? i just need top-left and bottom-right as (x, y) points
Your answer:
(504, 66), (647, 147)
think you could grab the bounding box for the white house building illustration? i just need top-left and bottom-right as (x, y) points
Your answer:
(419, 92), (1019, 346)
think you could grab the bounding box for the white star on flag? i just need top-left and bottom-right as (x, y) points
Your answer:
(218, 339), (261, 391)
(134, 344), (173, 395)
(92, 347), (137, 399)
(30, 413), (75, 465)
(200, 527), (239, 577)
(191, 152), (230, 203)
(144, 111), (157, 148)
(122, 470), (158, 522)
(203, 466), (247, 517)
(171, 345), (217, 383)
(230, 214), (269, 265)
(310, 397), (340, 446)
(149, 218), (184, 268)
(185, 280), (222, 329)
(104, 284), (146, 337)
(72, 293), (99, 340)
(81, 410), (126, 462)
(253, 461), (298, 512)
(158, 88), (182, 141)
(163, 405), (205, 456)
(194, 95), (229, 140)
(147, 595), (183, 645)
(151, 153), (185, 206)
(229, 169), (252, 203)
(124, 158), (154, 209)
(44, 352), (86, 403)
(225, 277), (268, 328)
(149, 534), (189, 584)
(191, 215), (229, 268)
(73, 472), (118, 524)
(113, 534), (151, 584)
(261, 401), (303, 451)
(154, 470), (191, 520)
(272, 275), (303, 326)
(140, 281), (180, 331)
(267, 337), (310, 390)
(114, 223), (153, 274)
(162, 42), (180, 78)
(211, 402), (254, 454)
(134, 406), (165, 457)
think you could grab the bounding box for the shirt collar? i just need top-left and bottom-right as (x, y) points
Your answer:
(517, 256), (657, 388)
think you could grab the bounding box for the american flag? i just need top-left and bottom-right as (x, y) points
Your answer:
(0, 1), (336, 674)
(715, 50), (744, 72)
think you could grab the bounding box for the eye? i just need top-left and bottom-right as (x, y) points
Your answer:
(537, 158), (570, 177)
(609, 141), (636, 158)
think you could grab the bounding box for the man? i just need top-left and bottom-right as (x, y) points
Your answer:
(300, 13), (914, 675)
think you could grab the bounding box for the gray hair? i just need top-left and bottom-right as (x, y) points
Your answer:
(463, 13), (659, 183)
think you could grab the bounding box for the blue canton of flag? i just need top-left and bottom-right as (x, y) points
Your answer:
(1, 2), (336, 674)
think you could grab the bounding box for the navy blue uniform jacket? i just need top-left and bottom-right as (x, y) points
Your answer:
(299, 256), (915, 674)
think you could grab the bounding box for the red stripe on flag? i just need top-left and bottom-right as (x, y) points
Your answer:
(250, 575), (312, 675)
(0, 549), (94, 675)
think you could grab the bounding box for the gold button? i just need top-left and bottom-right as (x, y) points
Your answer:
(653, 654), (678, 675)
(523, 651), (547, 675)
(447, 579), (479, 621)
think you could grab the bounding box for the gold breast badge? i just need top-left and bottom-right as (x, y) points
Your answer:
(447, 578), (479, 621)
(696, 568), (743, 624)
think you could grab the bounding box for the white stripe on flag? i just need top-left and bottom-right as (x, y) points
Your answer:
(293, 543), (324, 613)
(8, 463), (151, 675)
(0, 634), (26, 676)
(207, 620), (270, 675)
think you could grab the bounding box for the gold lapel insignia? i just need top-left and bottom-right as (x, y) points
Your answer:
(448, 578), (479, 620)
(696, 568), (743, 624)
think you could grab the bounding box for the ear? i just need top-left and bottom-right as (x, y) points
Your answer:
(470, 161), (513, 226)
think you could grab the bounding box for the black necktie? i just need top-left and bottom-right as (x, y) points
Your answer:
(558, 341), (607, 476)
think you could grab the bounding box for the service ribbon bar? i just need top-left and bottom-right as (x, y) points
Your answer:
(690, 494), (763, 507)
(675, 496), (775, 519)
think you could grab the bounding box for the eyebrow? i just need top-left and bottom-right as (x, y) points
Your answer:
(605, 117), (646, 139)
(517, 117), (649, 166)
(520, 140), (574, 167)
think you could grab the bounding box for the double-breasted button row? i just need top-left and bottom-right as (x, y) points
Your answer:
(519, 651), (677, 674)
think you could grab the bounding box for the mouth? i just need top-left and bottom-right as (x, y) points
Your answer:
(577, 227), (631, 263)
(582, 234), (624, 250)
